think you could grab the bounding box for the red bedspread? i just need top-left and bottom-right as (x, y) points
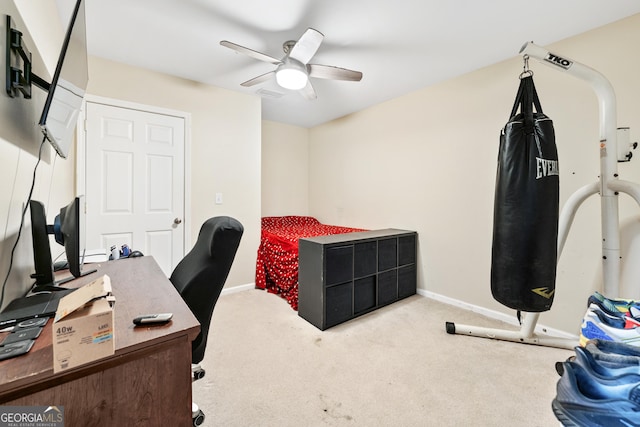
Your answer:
(255, 216), (366, 310)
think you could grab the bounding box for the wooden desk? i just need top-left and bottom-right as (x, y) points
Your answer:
(0, 256), (200, 426)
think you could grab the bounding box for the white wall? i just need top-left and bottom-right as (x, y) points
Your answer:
(261, 121), (309, 216)
(262, 14), (640, 334)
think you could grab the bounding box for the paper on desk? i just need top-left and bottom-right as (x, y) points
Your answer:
(83, 248), (109, 263)
(59, 248), (109, 264)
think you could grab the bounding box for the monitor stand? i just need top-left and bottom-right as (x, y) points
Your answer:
(33, 267), (98, 293)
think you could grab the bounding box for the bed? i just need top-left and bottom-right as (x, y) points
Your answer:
(255, 216), (366, 310)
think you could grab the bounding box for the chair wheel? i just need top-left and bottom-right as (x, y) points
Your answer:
(193, 409), (205, 426)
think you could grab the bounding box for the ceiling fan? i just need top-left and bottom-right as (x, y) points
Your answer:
(220, 28), (363, 100)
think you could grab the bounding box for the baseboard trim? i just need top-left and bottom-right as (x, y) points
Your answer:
(417, 289), (578, 339)
(221, 283), (255, 295)
(220, 284), (576, 339)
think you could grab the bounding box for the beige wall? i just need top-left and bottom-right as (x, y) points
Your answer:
(262, 14), (640, 334)
(261, 121), (309, 216)
(87, 57), (262, 289)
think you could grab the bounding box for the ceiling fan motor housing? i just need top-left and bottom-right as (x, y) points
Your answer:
(276, 58), (308, 90)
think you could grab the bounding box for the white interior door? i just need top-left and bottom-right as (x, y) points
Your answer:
(84, 101), (185, 276)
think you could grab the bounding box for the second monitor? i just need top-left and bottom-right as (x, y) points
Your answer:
(30, 195), (96, 291)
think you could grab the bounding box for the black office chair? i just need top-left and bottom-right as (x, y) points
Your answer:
(169, 216), (243, 426)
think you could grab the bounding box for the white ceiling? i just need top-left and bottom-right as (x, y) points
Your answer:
(57, 0), (640, 128)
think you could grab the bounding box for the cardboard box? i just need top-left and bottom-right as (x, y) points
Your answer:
(53, 275), (115, 373)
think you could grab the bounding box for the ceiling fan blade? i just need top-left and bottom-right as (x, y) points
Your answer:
(308, 64), (363, 82)
(220, 40), (282, 65)
(300, 80), (317, 100)
(241, 71), (275, 87)
(288, 28), (324, 65)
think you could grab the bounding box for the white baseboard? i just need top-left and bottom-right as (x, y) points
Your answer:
(221, 283), (255, 295)
(417, 289), (578, 340)
(220, 284), (577, 339)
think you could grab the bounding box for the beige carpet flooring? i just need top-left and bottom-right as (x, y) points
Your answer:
(192, 289), (573, 426)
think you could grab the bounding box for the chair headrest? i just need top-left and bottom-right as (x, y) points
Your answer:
(199, 216), (244, 258)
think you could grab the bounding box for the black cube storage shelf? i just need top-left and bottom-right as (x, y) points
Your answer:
(298, 229), (417, 330)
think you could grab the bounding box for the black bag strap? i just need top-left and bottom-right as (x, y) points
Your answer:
(509, 76), (544, 133)
(509, 80), (526, 118)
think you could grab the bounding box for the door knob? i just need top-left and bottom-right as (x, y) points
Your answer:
(174, 218), (182, 225)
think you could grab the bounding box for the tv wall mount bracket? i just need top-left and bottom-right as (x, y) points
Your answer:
(5, 15), (49, 99)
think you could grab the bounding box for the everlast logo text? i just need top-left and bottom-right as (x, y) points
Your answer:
(536, 157), (559, 179)
(544, 53), (572, 70)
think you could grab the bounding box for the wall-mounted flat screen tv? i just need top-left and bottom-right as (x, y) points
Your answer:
(39, 0), (88, 159)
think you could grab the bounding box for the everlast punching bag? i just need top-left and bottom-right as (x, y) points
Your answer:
(491, 75), (559, 312)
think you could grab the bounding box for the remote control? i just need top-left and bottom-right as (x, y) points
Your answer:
(133, 313), (173, 325)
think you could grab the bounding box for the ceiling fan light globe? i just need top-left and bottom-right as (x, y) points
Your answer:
(276, 68), (308, 90)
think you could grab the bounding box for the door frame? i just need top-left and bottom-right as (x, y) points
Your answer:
(76, 94), (193, 254)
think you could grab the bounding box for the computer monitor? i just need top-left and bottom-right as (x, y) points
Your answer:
(53, 196), (91, 279)
(29, 200), (55, 288)
(4, 0), (88, 156)
(29, 196), (95, 291)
